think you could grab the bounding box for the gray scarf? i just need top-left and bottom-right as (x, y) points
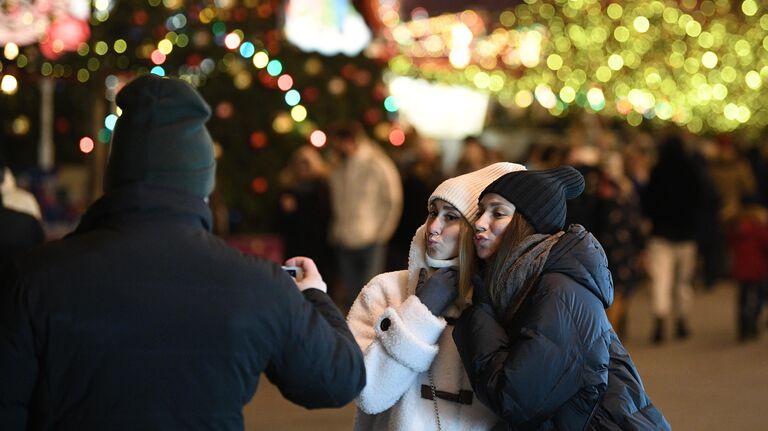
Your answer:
(489, 231), (564, 323)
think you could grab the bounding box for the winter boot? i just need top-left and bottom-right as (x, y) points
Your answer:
(651, 317), (665, 345)
(676, 318), (690, 340)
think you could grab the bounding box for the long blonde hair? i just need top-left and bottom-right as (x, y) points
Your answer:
(457, 218), (478, 307)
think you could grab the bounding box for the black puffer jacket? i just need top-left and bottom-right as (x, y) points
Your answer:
(0, 185), (365, 431)
(454, 225), (669, 430)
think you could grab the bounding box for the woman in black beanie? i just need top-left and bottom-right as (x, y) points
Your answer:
(452, 166), (670, 430)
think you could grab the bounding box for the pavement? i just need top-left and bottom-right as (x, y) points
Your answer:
(244, 281), (768, 430)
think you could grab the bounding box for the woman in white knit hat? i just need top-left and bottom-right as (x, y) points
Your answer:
(347, 162), (526, 431)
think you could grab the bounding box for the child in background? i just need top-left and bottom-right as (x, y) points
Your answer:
(727, 198), (768, 341)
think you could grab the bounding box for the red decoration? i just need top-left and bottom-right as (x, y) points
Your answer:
(39, 16), (90, 60)
(251, 177), (269, 194)
(234, 7), (248, 22)
(55, 117), (70, 134)
(133, 10), (149, 26)
(341, 64), (357, 80)
(215, 102), (235, 119)
(364, 108), (382, 125)
(302, 87), (320, 103)
(250, 131), (268, 149)
(186, 54), (203, 66)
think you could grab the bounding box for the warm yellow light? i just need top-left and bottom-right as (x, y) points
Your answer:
(158, 39), (173, 55)
(712, 84), (728, 100)
(515, 90), (534, 108)
(746, 71), (762, 89)
(559, 86), (576, 103)
(489, 74), (505, 92)
(273, 113), (293, 133)
(608, 54), (624, 71)
(252, 51), (269, 68)
(587, 88), (605, 106)
(535, 85), (557, 109)
(1, 74), (18, 94)
(724, 103), (739, 120)
(738, 106), (751, 123)
(4, 43), (19, 60)
(685, 21), (702, 37)
(701, 51), (718, 69)
(614, 26), (630, 42)
(742, 0), (758, 17)
(473, 72), (490, 89)
(547, 54), (563, 70)
(596, 66), (612, 82)
(606, 3), (623, 20)
(633, 16), (650, 33)
(114, 39), (127, 54)
(291, 105), (308, 122)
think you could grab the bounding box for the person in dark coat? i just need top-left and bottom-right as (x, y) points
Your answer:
(276, 146), (334, 279)
(641, 136), (704, 343)
(0, 75), (365, 431)
(0, 193), (45, 267)
(453, 167), (669, 430)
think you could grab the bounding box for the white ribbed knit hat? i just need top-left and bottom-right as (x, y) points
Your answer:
(429, 162), (527, 222)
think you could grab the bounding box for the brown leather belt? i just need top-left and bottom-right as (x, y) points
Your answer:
(421, 385), (474, 405)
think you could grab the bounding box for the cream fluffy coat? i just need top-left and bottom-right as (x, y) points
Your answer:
(347, 225), (498, 431)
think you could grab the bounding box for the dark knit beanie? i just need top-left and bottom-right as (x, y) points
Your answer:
(480, 166), (585, 234)
(105, 74), (215, 198)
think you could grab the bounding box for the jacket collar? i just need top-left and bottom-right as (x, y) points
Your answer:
(543, 224), (614, 308)
(71, 183), (213, 236)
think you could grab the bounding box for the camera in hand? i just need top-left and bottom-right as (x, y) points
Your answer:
(281, 266), (303, 280)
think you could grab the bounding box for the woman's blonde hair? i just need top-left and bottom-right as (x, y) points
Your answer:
(456, 218), (478, 307)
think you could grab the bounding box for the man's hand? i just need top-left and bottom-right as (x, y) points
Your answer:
(284, 256), (328, 293)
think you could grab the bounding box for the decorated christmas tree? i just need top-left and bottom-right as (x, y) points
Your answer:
(0, 0), (392, 232)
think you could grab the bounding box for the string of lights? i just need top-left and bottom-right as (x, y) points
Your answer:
(378, 0), (767, 134)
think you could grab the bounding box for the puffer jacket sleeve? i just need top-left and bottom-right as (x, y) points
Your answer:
(0, 263), (38, 430)
(264, 271), (366, 409)
(347, 272), (446, 414)
(453, 279), (589, 429)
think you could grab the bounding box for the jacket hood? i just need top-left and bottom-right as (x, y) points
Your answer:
(405, 224), (429, 295)
(543, 224), (614, 308)
(1, 167), (16, 194)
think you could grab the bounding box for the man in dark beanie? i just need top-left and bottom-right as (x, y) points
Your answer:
(0, 75), (365, 430)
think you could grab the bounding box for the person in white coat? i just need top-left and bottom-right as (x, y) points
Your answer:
(347, 162), (526, 431)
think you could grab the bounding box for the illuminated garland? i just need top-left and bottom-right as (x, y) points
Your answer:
(381, 0), (768, 134)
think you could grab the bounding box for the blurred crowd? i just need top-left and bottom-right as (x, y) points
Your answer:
(274, 121), (768, 344)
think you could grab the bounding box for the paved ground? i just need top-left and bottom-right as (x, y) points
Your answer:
(244, 281), (768, 430)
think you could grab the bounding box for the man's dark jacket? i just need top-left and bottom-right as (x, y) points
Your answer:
(453, 225), (669, 430)
(0, 203), (44, 268)
(0, 185), (365, 430)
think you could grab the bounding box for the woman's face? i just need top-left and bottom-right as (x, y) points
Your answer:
(474, 193), (516, 259)
(425, 199), (462, 260)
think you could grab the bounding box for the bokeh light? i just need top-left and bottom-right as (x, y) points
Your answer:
(310, 130), (327, 148)
(388, 128), (405, 146)
(80, 137), (95, 154)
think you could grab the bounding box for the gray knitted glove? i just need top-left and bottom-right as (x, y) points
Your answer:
(415, 267), (458, 316)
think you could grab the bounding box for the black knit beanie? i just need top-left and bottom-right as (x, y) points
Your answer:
(105, 75), (215, 198)
(479, 166), (585, 234)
